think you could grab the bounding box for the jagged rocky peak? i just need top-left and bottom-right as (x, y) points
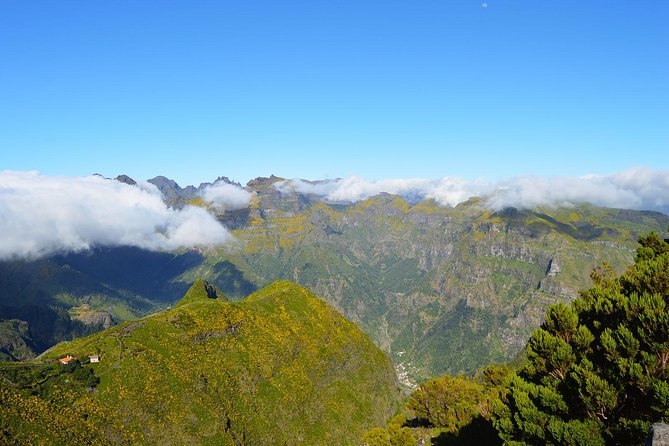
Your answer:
(246, 174), (284, 189)
(353, 193), (410, 212)
(147, 175), (200, 205)
(546, 257), (561, 277)
(193, 176), (244, 194)
(114, 174), (136, 186)
(212, 176), (242, 187)
(371, 192), (402, 202)
(147, 175), (182, 193)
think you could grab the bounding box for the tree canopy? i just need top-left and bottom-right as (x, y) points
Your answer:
(492, 231), (669, 445)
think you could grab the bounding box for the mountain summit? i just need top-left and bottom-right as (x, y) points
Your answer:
(173, 278), (226, 308)
(0, 280), (401, 444)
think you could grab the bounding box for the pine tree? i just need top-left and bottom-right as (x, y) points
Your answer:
(492, 230), (669, 445)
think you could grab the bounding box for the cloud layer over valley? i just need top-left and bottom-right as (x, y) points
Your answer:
(0, 171), (234, 260)
(2, 167), (666, 261)
(276, 167), (669, 214)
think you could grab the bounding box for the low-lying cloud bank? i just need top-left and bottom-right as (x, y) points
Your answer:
(0, 171), (233, 260)
(276, 167), (669, 213)
(200, 181), (254, 211)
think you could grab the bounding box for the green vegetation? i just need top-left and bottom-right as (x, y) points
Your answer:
(0, 319), (37, 361)
(172, 278), (226, 308)
(361, 415), (417, 446)
(492, 231), (669, 445)
(0, 280), (401, 445)
(362, 364), (510, 445)
(213, 187), (669, 380)
(408, 374), (487, 432)
(0, 248), (199, 358)
(0, 359), (119, 445)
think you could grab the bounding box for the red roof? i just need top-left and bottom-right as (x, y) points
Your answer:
(59, 355), (75, 364)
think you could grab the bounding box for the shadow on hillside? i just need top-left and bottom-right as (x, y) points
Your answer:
(431, 417), (501, 446)
(212, 260), (257, 300)
(53, 247), (204, 302)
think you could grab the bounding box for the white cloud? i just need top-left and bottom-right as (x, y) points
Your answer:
(200, 181), (253, 211)
(0, 171), (234, 260)
(275, 167), (669, 213)
(486, 168), (669, 212)
(276, 176), (489, 207)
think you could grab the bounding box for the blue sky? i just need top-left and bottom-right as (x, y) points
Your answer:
(1, 1), (667, 186)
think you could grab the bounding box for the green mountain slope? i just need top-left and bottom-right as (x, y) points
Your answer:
(1, 280), (401, 445)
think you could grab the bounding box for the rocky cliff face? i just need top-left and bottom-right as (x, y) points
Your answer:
(68, 304), (114, 329)
(0, 320), (37, 361)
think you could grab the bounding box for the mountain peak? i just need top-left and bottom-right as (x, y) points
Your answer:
(246, 175), (284, 189)
(244, 280), (310, 302)
(114, 174), (136, 186)
(174, 279), (226, 308)
(147, 175), (181, 191)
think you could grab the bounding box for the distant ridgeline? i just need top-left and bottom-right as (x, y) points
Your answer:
(0, 280), (401, 445)
(0, 174), (668, 383)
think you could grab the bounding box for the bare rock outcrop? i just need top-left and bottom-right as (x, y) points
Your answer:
(647, 423), (669, 446)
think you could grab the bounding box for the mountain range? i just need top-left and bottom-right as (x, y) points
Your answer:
(1, 174), (667, 385)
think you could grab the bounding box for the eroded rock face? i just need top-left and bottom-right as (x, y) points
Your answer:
(647, 423), (669, 446)
(546, 257), (561, 277)
(69, 304), (114, 329)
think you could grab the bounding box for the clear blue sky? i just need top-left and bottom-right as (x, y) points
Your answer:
(1, 1), (667, 186)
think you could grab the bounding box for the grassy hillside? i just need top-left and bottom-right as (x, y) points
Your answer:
(0, 280), (401, 445)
